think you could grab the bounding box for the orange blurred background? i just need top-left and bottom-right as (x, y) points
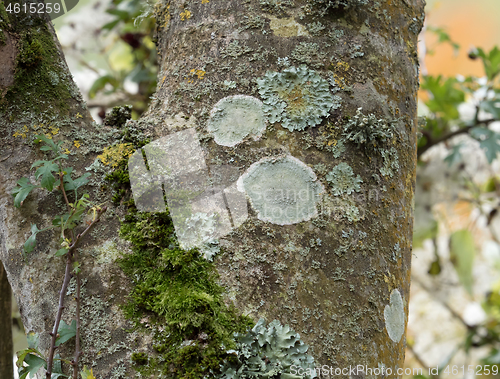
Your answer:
(423, 0), (500, 77)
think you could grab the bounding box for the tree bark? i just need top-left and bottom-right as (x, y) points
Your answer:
(0, 0), (424, 377)
(0, 260), (13, 379)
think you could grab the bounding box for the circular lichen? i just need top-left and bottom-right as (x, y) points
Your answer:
(256, 65), (333, 131)
(207, 95), (266, 147)
(237, 155), (323, 225)
(326, 162), (362, 196)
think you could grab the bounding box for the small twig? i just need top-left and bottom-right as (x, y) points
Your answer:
(45, 206), (107, 379)
(417, 118), (497, 158)
(72, 267), (82, 379)
(59, 172), (71, 211)
(46, 250), (73, 379)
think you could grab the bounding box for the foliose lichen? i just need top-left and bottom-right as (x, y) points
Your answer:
(237, 155), (324, 225)
(207, 95), (266, 147)
(256, 66), (333, 131)
(326, 162), (362, 196)
(342, 107), (397, 151)
(220, 319), (316, 379)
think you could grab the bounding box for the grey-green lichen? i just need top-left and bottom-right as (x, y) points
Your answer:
(237, 155), (323, 225)
(256, 66), (332, 131)
(290, 42), (327, 68)
(176, 212), (221, 261)
(207, 95), (266, 147)
(380, 147), (399, 178)
(220, 319), (316, 379)
(384, 289), (405, 343)
(326, 162), (362, 196)
(342, 107), (397, 151)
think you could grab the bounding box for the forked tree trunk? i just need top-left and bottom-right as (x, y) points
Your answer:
(0, 0), (424, 377)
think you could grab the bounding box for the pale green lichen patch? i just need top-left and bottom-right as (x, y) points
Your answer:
(207, 95), (266, 147)
(95, 240), (122, 264)
(384, 289), (405, 343)
(256, 66), (332, 131)
(220, 318), (316, 378)
(268, 15), (309, 37)
(237, 155), (323, 225)
(326, 162), (362, 196)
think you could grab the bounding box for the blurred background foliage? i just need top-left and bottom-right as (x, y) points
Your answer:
(10, 0), (500, 378)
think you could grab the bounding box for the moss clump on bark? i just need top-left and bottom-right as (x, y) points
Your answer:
(0, 24), (74, 121)
(118, 209), (254, 378)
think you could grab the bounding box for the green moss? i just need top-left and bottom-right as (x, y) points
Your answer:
(0, 2), (9, 46)
(104, 105), (133, 128)
(118, 208), (254, 378)
(131, 352), (149, 365)
(0, 24), (74, 120)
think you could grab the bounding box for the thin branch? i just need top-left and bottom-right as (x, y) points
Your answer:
(72, 268), (82, 379)
(45, 206), (107, 379)
(417, 118), (497, 158)
(45, 251), (73, 379)
(59, 172), (71, 211)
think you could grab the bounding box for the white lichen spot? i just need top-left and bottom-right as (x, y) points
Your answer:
(237, 155), (324, 225)
(207, 95), (266, 147)
(384, 289), (405, 343)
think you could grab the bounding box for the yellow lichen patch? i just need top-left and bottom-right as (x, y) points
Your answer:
(74, 140), (81, 148)
(202, 0), (209, 3)
(75, 112), (83, 118)
(13, 125), (29, 138)
(180, 9), (191, 21)
(97, 143), (135, 167)
(190, 69), (206, 80)
(49, 126), (59, 135)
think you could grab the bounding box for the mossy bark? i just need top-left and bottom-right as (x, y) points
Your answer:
(0, 0), (425, 378)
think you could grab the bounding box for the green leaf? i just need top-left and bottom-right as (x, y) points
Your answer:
(55, 248), (69, 257)
(18, 353), (46, 379)
(480, 96), (500, 119)
(64, 172), (91, 192)
(34, 161), (59, 191)
(474, 46), (500, 81)
(11, 177), (39, 208)
(27, 332), (39, 349)
(81, 366), (96, 379)
(470, 127), (500, 163)
(427, 26), (460, 55)
(34, 134), (59, 153)
(444, 143), (463, 166)
(51, 354), (67, 378)
(421, 75), (465, 120)
(89, 75), (120, 99)
(449, 229), (475, 295)
(55, 319), (76, 346)
(24, 224), (41, 254)
(101, 19), (120, 31)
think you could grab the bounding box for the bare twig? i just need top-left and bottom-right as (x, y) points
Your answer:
(45, 206), (107, 379)
(72, 268), (82, 379)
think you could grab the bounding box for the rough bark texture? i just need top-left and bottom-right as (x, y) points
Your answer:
(0, 0), (424, 377)
(0, 260), (13, 378)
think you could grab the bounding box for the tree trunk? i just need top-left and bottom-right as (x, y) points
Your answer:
(0, 260), (13, 378)
(0, 0), (424, 378)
